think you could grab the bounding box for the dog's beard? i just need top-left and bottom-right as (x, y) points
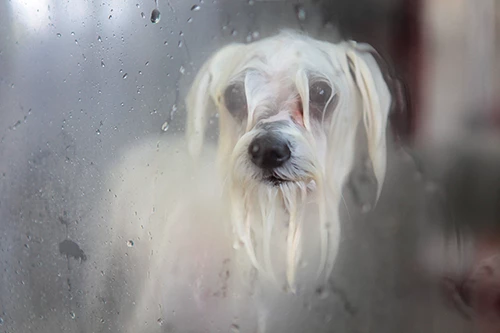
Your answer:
(225, 131), (340, 292)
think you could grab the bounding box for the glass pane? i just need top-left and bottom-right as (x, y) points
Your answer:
(0, 0), (498, 332)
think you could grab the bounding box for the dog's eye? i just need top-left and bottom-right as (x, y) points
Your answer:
(224, 83), (247, 118)
(309, 81), (332, 106)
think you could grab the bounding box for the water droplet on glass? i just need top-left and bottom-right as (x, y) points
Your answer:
(126, 240), (134, 247)
(74, 39), (78, 45)
(56, 33), (62, 37)
(150, 9), (161, 23)
(101, 60), (105, 67)
(141, 12), (145, 19)
(246, 35), (252, 43)
(252, 31), (260, 39)
(122, 73), (128, 79)
(96, 129), (101, 135)
(70, 311), (76, 319)
(108, 15), (112, 19)
(71, 31), (75, 36)
(230, 324), (240, 333)
(138, 70), (142, 75)
(295, 5), (306, 21)
(145, 61), (150, 66)
(177, 40), (183, 48)
(157, 318), (164, 326)
(136, 3), (140, 8)
(163, 40), (168, 45)
(161, 121), (169, 132)
(179, 66), (185, 74)
(97, 35), (102, 42)
(231, 29), (238, 36)
(187, 17), (193, 23)
(191, 4), (200, 11)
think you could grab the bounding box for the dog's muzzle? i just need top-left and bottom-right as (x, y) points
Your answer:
(246, 121), (294, 185)
(248, 133), (291, 170)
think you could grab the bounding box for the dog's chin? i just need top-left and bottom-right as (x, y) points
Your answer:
(264, 175), (291, 186)
(261, 173), (315, 190)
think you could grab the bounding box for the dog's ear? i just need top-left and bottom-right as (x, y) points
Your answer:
(186, 44), (245, 158)
(345, 42), (391, 200)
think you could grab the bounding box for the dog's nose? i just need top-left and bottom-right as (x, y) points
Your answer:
(248, 134), (291, 169)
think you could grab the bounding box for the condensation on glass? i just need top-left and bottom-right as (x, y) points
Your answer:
(0, 0), (498, 332)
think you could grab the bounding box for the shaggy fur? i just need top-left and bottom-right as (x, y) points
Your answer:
(186, 31), (391, 289)
(89, 31), (392, 333)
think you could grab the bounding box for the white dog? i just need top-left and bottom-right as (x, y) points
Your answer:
(89, 30), (392, 333)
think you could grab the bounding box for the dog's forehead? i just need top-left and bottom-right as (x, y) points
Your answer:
(242, 35), (341, 76)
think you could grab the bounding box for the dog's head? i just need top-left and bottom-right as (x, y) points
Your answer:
(185, 31), (391, 289)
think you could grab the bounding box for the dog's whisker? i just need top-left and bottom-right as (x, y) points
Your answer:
(290, 215), (303, 292)
(244, 211), (263, 272)
(315, 176), (329, 281)
(230, 188), (245, 245)
(341, 192), (352, 224)
(282, 184), (299, 291)
(260, 188), (278, 284)
(287, 182), (308, 291)
(325, 205), (339, 281)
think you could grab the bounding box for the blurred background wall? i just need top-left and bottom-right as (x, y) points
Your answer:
(320, 0), (499, 145)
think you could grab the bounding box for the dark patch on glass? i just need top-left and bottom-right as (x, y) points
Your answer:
(59, 239), (87, 261)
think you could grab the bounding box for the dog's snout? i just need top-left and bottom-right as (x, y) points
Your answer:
(249, 134), (291, 169)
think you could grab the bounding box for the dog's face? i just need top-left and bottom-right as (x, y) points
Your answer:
(185, 31), (392, 289)
(221, 54), (335, 190)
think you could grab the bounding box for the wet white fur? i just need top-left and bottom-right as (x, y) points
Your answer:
(186, 30), (391, 290)
(91, 31), (392, 332)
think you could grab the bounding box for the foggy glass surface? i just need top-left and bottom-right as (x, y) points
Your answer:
(0, 2), (330, 331)
(0, 1), (498, 332)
